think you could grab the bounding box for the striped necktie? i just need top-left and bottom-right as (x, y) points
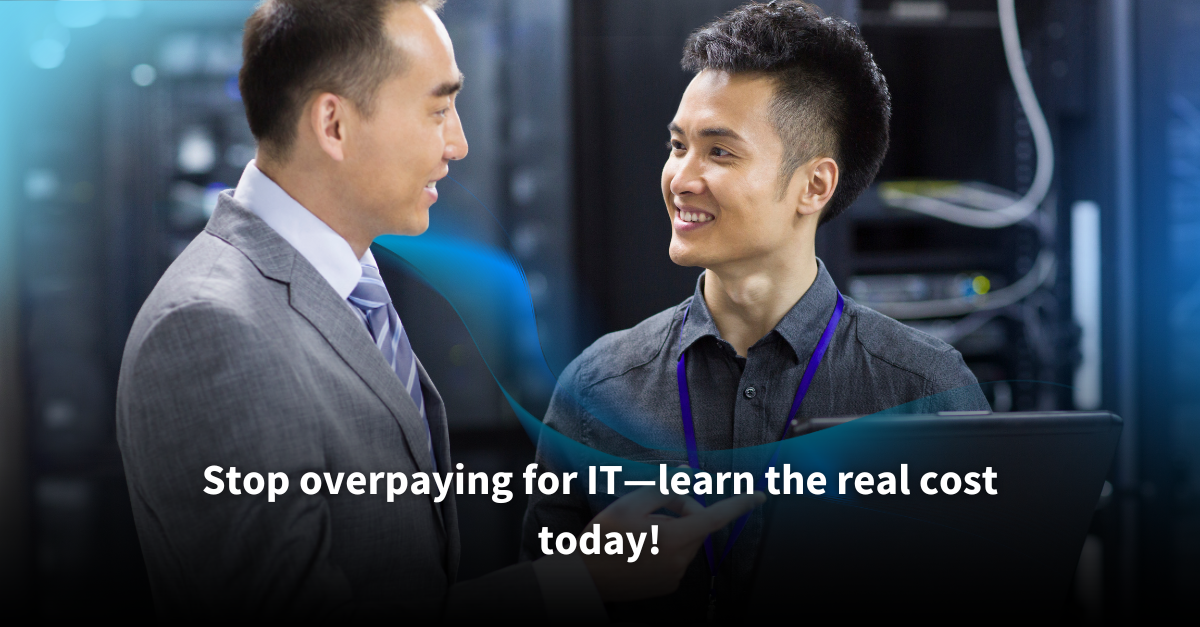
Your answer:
(348, 263), (435, 467)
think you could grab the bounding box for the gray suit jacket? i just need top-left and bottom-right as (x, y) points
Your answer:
(117, 194), (542, 620)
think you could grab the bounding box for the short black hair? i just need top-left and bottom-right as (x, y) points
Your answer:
(239, 0), (444, 161)
(681, 0), (891, 224)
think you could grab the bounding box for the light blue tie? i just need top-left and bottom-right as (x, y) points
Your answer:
(348, 263), (436, 468)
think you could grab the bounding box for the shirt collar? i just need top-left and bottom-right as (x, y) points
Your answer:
(233, 160), (370, 299)
(675, 258), (840, 363)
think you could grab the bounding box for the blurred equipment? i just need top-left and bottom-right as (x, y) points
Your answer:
(15, 8), (258, 620)
(816, 0), (1081, 413)
(1070, 200), (1101, 410)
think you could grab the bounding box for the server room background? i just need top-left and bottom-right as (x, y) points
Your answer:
(0, 0), (1196, 622)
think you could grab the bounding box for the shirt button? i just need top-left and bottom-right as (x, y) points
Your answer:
(744, 386), (757, 399)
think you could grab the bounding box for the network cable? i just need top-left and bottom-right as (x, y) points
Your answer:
(878, 0), (1054, 229)
(867, 0), (1057, 321)
(870, 248), (1055, 320)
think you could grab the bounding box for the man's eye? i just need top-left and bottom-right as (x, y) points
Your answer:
(667, 139), (685, 151)
(711, 147), (731, 157)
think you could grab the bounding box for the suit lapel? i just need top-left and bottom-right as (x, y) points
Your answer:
(416, 358), (459, 576)
(416, 358), (450, 475)
(286, 265), (440, 479)
(205, 194), (440, 482)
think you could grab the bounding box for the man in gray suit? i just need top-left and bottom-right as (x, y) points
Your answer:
(116, 0), (761, 621)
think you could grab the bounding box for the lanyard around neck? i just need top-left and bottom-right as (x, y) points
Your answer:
(676, 290), (845, 577)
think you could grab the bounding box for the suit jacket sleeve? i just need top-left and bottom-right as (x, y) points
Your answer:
(117, 299), (354, 620)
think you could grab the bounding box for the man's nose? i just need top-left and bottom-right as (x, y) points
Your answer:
(669, 154), (704, 196)
(445, 107), (468, 161)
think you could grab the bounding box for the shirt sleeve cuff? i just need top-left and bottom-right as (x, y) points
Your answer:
(532, 554), (608, 624)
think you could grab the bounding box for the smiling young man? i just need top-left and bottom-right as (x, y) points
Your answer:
(522, 1), (990, 621)
(115, 0), (762, 621)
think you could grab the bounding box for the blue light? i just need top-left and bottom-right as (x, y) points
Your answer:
(131, 64), (156, 87)
(55, 1), (106, 29)
(29, 40), (66, 70)
(224, 76), (241, 101)
(106, 1), (144, 19)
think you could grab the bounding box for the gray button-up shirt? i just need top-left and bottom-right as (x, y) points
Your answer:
(521, 260), (989, 620)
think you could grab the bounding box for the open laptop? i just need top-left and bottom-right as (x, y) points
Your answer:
(747, 411), (1122, 623)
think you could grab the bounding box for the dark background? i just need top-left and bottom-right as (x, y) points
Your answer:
(0, 0), (1196, 623)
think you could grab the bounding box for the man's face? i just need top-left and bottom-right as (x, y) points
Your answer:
(345, 2), (467, 236)
(662, 70), (805, 271)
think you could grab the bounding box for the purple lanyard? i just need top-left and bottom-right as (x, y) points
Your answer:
(676, 291), (844, 581)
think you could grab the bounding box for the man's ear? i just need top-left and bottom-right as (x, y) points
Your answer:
(309, 92), (349, 162)
(797, 156), (839, 217)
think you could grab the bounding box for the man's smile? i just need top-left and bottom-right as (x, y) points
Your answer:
(424, 168), (449, 202)
(673, 202), (715, 231)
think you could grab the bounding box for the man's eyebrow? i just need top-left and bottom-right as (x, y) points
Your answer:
(432, 73), (465, 97)
(698, 126), (742, 140)
(667, 122), (743, 140)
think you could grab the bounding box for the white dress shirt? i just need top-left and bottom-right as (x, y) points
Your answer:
(233, 159), (378, 298)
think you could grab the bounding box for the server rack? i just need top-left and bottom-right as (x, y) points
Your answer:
(818, 0), (1085, 414)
